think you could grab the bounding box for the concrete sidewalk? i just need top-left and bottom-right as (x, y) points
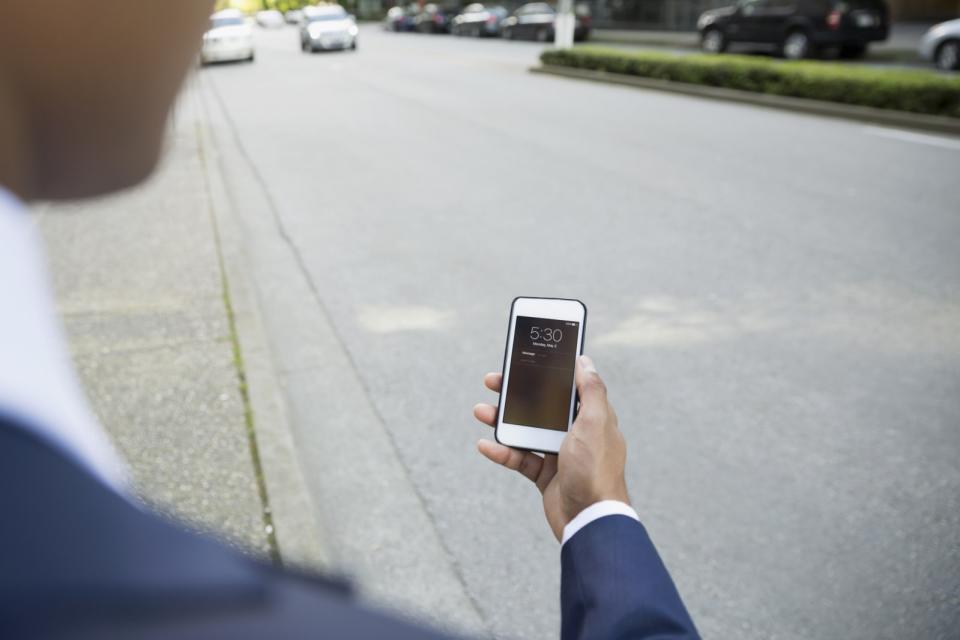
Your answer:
(33, 79), (319, 566)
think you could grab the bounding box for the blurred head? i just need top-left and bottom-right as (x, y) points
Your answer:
(0, 1), (214, 200)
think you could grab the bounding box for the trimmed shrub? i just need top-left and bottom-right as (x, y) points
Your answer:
(540, 48), (960, 118)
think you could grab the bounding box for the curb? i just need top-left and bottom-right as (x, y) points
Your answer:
(531, 64), (960, 136)
(190, 73), (491, 636)
(191, 77), (331, 571)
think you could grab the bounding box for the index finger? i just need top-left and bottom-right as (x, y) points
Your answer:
(484, 372), (502, 393)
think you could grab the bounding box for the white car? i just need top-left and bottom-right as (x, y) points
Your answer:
(202, 10), (255, 64)
(919, 18), (960, 71)
(255, 9), (285, 28)
(300, 5), (359, 52)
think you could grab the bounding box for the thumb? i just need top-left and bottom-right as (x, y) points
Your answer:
(574, 355), (608, 429)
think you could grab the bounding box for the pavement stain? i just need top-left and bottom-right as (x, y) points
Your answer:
(596, 284), (960, 356)
(357, 304), (455, 333)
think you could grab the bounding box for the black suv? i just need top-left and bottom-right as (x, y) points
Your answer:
(698, 0), (889, 60)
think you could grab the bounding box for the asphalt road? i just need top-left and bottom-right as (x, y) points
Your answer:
(198, 25), (960, 640)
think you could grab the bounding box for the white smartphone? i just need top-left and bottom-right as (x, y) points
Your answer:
(495, 297), (587, 454)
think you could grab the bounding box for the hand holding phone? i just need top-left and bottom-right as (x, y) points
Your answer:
(495, 297), (587, 454)
(474, 325), (629, 541)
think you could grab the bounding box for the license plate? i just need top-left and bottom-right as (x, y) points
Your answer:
(855, 13), (877, 28)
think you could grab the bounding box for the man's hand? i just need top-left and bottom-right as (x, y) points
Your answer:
(473, 356), (629, 542)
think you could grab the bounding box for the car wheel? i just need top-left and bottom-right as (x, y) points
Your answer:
(352, 39), (358, 50)
(936, 39), (960, 71)
(700, 28), (727, 54)
(782, 29), (813, 60)
(535, 27), (550, 42)
(247, 52), (255, 62)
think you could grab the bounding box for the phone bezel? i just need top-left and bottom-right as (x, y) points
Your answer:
(495, 297), (587, 454)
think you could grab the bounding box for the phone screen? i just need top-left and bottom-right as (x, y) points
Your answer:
(502, 315), (581, 431)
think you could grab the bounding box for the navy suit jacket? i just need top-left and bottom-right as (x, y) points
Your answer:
(0, 415), (698, 639)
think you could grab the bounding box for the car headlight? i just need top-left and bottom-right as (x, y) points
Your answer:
(349, 24), (359, 36)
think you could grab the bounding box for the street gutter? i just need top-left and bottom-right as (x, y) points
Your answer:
(531, 65), (960, 136)
(192, 78), (331, 571)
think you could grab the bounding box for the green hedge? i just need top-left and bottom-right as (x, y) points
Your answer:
(540, 48), (960, 118)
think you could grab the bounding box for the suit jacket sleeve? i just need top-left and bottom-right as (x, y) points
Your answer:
(560, 515), (699, 640)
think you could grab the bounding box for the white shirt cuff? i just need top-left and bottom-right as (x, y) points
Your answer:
(561, 500), (640, 546)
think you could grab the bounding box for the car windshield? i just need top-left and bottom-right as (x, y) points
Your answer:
(307, 11), (347, 22)
(211, 16), (244, 28)
(524, 3), (554, 14)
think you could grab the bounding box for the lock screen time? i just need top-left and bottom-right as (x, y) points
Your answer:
(502, 316), (580, 431)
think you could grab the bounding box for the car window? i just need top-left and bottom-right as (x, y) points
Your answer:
(306, 11), (347, 22)
(834, 0), (886, 9)
(211, 16), (245, 28)
(523, 3), (553, 14)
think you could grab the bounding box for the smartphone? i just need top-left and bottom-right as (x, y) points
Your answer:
(495, 297), (587, 454)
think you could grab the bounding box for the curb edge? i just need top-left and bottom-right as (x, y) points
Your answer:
(531, 64), (960, 136)
(192, 78), (331, 571)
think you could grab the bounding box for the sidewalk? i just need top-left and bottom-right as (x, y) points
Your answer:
(33, 86), (279, 560)
(31, 74), (483, 636)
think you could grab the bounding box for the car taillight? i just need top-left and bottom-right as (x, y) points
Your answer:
(826, 9), (842, 29)
(486, 15), (497, 23)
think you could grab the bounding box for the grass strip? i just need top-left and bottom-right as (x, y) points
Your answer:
(541, 48), (960, 118)
(197, 122), (282, 567)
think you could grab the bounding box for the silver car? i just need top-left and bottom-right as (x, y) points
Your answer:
(300, 5), (359, 52)
(919, 18), (960, 71)
(201, 10), (255, 64)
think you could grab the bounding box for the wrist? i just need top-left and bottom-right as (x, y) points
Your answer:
(567, 482), (630, 523)
(561, 500), (640, 545)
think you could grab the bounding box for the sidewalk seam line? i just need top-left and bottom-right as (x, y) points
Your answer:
(195, 118), (282, 567)
(202, 73), (492, 634)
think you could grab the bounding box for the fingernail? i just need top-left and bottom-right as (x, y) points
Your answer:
(579, 355), (597, 373)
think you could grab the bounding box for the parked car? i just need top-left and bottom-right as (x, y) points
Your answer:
(201, 9), (255, 64)
(919, 18), (960, 71)
(698, 0), (889, 60)
(385, 5), (418, 31)
(284, 9), (304, 24)
(501, 3), (591, 42)
(301, 5), (359, 52)
(414, 4), (457, 34)
(255, 9), (285, 28)
(451, 4), (509, 37)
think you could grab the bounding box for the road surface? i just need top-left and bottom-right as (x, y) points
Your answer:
(196, 25), (960, 640)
